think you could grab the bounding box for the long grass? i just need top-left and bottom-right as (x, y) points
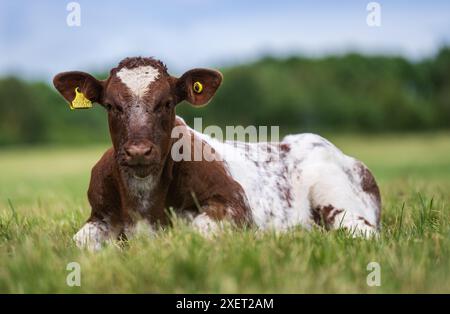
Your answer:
(0, 133), (449, 293)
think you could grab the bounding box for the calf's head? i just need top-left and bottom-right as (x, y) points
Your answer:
(53, 57), (222, 178)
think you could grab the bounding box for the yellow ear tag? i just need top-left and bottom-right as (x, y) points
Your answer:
(193, 81), (203, 94)
(70, 87), (93, 110)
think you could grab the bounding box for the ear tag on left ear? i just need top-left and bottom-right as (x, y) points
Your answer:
(193, 81), (203, 94)
(70, 87), (93, 110)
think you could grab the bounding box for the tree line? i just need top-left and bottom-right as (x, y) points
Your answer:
(1, 47), (449, 146)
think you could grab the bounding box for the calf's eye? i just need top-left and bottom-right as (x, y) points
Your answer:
(105, 103), (123, 114)
(115, 105), (124, 113)
(155, 100), (172, 112)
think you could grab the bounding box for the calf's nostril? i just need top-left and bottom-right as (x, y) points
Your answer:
(143, 147), (152, 157)
(124, 144), (154, 161)
(125, 146), (140, 158)
(125, 148), (133, 157)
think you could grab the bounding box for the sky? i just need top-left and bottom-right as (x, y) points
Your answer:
(1, 0), (450, 80)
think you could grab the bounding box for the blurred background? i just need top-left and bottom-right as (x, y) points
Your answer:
(1, 0), (450, 145)
(1, 1), (450, 293)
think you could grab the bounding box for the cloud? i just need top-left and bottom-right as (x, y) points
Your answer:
(1, 0), (449, 80)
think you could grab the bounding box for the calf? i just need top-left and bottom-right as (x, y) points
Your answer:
(53, 57), (381, 250)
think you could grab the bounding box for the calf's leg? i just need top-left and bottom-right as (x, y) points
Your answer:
(192, 213), (220, 237)
(303, 162), (380, 237)
(73, 219), (120, 251)
(190, 199), (250, 237)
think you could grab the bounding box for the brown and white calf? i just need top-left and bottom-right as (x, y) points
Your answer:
(53, 57), (381, 250)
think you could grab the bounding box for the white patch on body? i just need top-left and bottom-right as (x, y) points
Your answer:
(186, 120), (379, 235)
(283, 134), (378, 231)
(73, 221), (112, 251)
(192, 213), (219, 237)
(116, 65), (160, 98)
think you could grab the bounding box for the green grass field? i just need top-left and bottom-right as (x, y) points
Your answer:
(0, 133), (449, 293)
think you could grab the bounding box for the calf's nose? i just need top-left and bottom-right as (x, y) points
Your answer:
(124, 142), (154, 165)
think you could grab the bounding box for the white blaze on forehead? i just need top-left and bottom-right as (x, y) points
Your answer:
(116, 65), (160, 98)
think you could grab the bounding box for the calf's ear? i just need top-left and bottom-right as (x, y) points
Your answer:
(53, 71), (104, 105)
(175, 68), (222, 106)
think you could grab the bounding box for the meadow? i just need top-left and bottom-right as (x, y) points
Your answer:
(0, 133), (449, 293)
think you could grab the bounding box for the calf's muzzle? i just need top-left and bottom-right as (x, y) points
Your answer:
(124, 140), (159, 166)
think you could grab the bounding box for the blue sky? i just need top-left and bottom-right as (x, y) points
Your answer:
(1, 0), (450, 80)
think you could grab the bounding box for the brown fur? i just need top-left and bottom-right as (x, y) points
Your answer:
(357, 162), (382, 225)
(114, 57), (168, 73)
(85, 122), (251, 233)
(312, 204), (344, 229)
(54, 57), (249, 235)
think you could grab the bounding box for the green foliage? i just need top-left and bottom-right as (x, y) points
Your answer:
(179, 48), (450, 134)
(1, 48), (450, 146)
(0, 78), (109, 146)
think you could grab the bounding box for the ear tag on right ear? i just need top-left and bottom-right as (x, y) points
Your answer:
(70, 87), (93, 110)
(193, 81), (203, 94)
